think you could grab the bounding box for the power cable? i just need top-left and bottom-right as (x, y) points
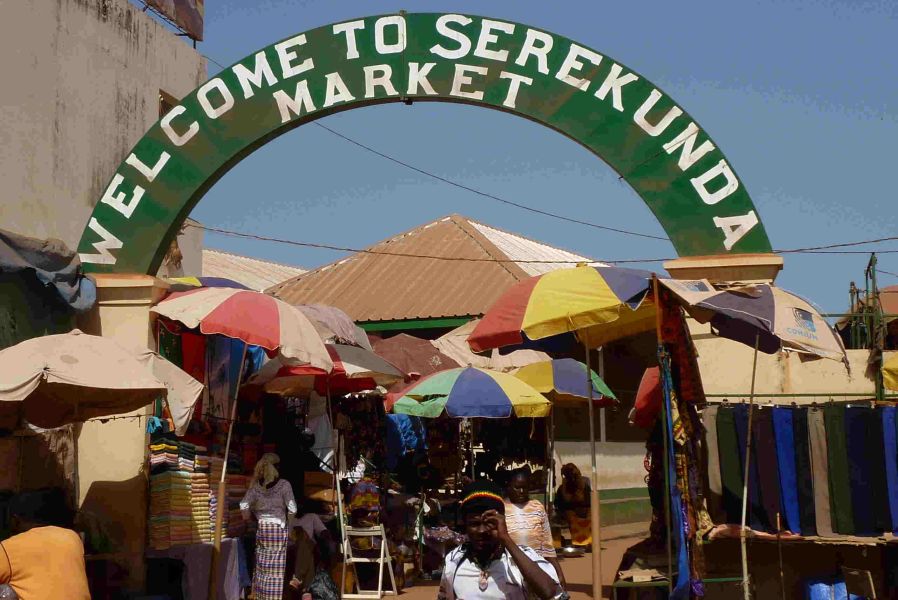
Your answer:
(311, 122), (670, 241)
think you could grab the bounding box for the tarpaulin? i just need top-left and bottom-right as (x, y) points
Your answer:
(0, 228), (95, 312)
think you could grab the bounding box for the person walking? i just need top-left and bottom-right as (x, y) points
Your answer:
(0, 492), (90, 600)
(438, 480), (566, 600)
(504, 469), (566, 589)
(240, 453), (297, 600)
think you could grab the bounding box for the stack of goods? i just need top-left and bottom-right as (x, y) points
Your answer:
(209, 457), (227, 537)
(147, 439), (213, 549)
(226, 473), (249, 537)
(148, 439), (179, 473)
(148, 470), (193, 549)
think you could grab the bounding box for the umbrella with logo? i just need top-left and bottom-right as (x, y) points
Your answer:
(659, 279), (847, 599)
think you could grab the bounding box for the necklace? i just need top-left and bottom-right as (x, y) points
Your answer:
(469, 547), (502, 592)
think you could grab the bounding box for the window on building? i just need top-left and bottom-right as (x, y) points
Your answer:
(159, 90), (178, 119)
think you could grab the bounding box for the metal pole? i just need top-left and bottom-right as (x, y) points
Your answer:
(584, 343), (603, 599)
(776, 513), (786, 600)
(652, 276), (673, 595)
(598, 348), (606, 443)
(739, 332), (761, 600)
(209, 343), (248, 600)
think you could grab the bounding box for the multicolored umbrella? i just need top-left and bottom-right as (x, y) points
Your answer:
(390, 367), (550, 419)
(296, 304), (372, 350)
(151, 287), (332, 371)
(248, 344), (404, 395)
(513, 358), (617, 407)
(166, 276), (251, 292)
(467, 265), (655, 353)
(660, 279), (847, 362)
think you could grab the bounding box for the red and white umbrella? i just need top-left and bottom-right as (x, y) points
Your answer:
(152, 287), (332, 372)
(248, 344), (404, 395)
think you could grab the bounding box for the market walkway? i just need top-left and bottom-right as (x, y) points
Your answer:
(398, 522), (650, 600)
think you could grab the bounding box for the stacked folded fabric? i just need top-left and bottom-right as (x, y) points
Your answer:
(148, 441), (179, 474)
(148, 470), (193, 549)
(178, 442), (197, 473)
(226, 474), (249, 537)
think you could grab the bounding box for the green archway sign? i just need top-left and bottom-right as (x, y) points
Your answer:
(78, 12), (771, 272)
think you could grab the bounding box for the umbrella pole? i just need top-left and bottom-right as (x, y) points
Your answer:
(740, 333), (761, 600)
(584, 343), (603, 599)
(209, 343), (248, 600)
(652, 276), (673, 594)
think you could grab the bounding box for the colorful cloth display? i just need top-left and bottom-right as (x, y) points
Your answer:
(703, 403), (898, 538)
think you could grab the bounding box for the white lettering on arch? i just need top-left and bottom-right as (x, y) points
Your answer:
(364, 65), (398, 98)
(78, 218), (123, 265)
(323, 72), (356, 107)
(274, 80), (316, 123)
(714, 211), (759, 250)
(160, 106), (198, 147)
(499, 71), (533, 109)
(450, 64), (488, 100)
(232, 51), (278, 99)
(407, 63), (438, 95)
(595, 64), (639, 112)
(100, 174), (144, 219)
(125, 149), (170, 182)
(333, 20), (365, 60)
(197, 78), (235, 119)
(692, 159), (739, 205)
(275, 34), (315, 78)
(633, 90), (683, 137)
(474, 19), (515, 62)
(375, 15), (406, 54)
(514, 29), (553, 75)
(663, 122), (715, 172)
(430, 14), (473, 60)
(556, 43), (603, 91)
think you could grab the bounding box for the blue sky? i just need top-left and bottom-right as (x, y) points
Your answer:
(185, 0), (897, 312)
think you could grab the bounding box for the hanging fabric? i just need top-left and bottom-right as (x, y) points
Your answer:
(701, 405), (726, 524)
(807, 408), (835, 537)
(823, 404), (855, 535)
(716, 405), (743, 524)
(732, 403), (766, 531)
(772, 407), (800, 533)
(752, 406), (782, 531)
(866, 407), (893, 534)
(659, 353), (691, 599)
(791, 406), (817, 536)
(881, 406), (898, 534)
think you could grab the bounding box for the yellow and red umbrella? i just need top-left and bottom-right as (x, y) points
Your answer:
(467, 264), (655, 353)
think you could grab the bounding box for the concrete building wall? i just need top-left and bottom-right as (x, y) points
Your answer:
(0, 0), (206, 249)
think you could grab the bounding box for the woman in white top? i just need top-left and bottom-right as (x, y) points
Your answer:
(438, 481), (566, 600)
(240, 453), (297, 600)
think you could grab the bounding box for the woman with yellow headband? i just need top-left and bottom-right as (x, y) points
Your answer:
(437, 481), (567, 600)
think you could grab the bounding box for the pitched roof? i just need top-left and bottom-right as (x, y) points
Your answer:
(202, 249), (306, 291)
(267, 214), (603, 323)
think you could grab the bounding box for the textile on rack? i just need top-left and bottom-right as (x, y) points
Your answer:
(700, 405), (725, 524)
(772, 407), (800, 533)
(807, 408), (834, 537)
(845, 406), (890, 535)
(823, 404), (854, 535)
(752, 407), (782, 530)
(732, 404), (766, 531)
(867, 408), (893, 534)
(791, 407), (817, 536)
(715, 405), (743, 525)
(882, 406), (898, 534)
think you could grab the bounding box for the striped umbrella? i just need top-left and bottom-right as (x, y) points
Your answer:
(151, 287), (332, 371)
(513, 358), (617, 407)
(248, 344), (404, 395)
(467, 264), (655, 353)
(390, 367), (550, 419)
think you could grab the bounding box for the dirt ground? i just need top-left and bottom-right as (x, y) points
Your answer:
(398, 522), (650, 600)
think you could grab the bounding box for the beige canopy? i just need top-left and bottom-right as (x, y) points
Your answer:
(432, 319), (549, 371)
(0, 330), (198, 430)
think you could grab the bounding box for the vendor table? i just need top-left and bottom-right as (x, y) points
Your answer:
(146, 538), (249, 600)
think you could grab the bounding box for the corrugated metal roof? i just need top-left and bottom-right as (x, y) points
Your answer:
(202, 249), (306, 291)
(471, 221), (606, 275)
(268, 214), (602, 323)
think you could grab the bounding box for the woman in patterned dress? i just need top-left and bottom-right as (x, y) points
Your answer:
(503, 469), (566, 588)
(240, 453), (297, 600)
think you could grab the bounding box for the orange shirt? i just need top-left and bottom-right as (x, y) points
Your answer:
(0, 526), (91, 600)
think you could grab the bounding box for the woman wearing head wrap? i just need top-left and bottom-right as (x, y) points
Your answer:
(437, 481), (566, 600)
(554, 463), (592, 548)
(240, 453), (297, 600)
